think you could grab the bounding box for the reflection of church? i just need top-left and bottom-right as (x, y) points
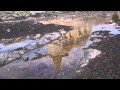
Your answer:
(46, 33), (91, 71)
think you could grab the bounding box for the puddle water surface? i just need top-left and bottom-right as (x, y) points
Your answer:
(0, 40), (37, 53)
(1, 15), (119, 79)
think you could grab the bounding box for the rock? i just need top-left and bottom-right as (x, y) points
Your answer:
(30, 11), (46, 15)
(0, 50), (23, 64)
(26, 35), (30, 39)
(22, 51), (35, 61)
(0, 56), (56, 79)
(92, 38), (102, 42)
(84, 49), (101, 60)
(7, 58), (15, 61)
(37, 32), (60, 45)
(0, 11), (14, 20)
(33, 34), (41, 39)
(22, 56), (29, 61)
(12, 51), (22, 57)
(18, 50), (24, 55)
(22, 46), (47, 61)
(58, 29), (67, 35)
(25, 45), (37, 50)
(75, 49), (102, 68)
(0, 59), (7, 66)
(37, 38), (50, 45)
(0, 52), (9, 59)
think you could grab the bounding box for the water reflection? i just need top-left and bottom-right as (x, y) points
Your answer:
(46, 16), (113, 76)
(0, 40), (37, 53)
(0, 15), (115, 78)
(92, 24), (120, 35)
(46, 35), (90, 71)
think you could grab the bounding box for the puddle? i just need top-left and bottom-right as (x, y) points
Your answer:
(20, 34), (92, 73)
(0, 40), (37, 53)
(1, 14), (119, 79)
(92, 24), (120, 35)
(22, 46), (47, 61)
(0, 43), (4, 49)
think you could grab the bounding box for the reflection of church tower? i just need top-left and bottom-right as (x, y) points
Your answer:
(49, 54), (68, 72)
(52, 56), (62, 71)
(46, 34), (90, 72)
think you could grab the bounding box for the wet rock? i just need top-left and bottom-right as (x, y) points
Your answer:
(84, 49), (101, 60)
(58, 29), (67, 35)
(0, 56), (56, 79)
(90, 37), (102, 42)
(18, 50), (24, 55)
(25, 44), (37, 50)
(22, 56), (29, 61)
(91, 34), (103, 38)
(1, 39), (14, 45)
(12, 51), (22, 57)
(22, 46), (47, 61)
(0, 11), (14, 20)
(45, 32), (60, 40)
(22, 50), (37, 61)
(0, 52), (9, 59)
(33, 34), (41, 39)
(92, 31), (100, 35)
(89, 43), (98, 47)
(7, 57), (16, 62)
(7, 51), (21, 61)
(37, 32), (60, 45)
(78, 49), (101, 68)
(30, 11), (46, 15)
(0, 50), (23, 64)
(6, 29), (11, 32)
(37, 37), (50, 45)
(92, 31), (110, 36)
(0, 59), (7, 66)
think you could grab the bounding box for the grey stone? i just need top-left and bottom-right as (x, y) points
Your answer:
(0, 59), (7, 66)
(0, 56), (56, 79)
(84, 49), (101, 60)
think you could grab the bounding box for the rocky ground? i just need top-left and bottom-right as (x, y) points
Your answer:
(0, 11), (120, 79)
(74, 34), (120, 79)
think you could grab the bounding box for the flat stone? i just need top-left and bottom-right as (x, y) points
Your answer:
(0, 56), (56, 79)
